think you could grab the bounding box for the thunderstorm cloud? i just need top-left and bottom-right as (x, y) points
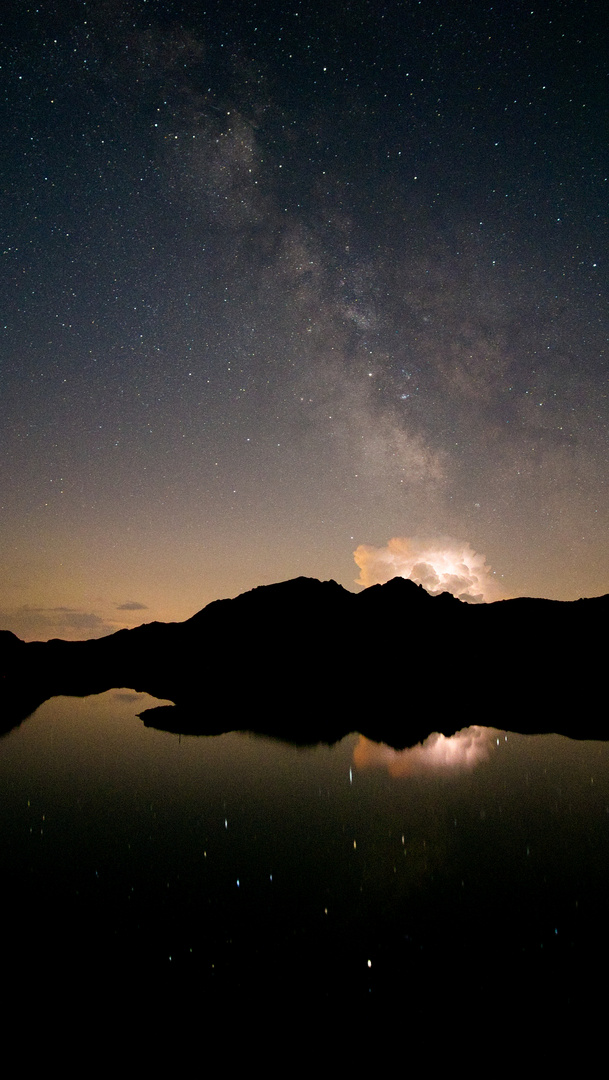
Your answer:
(354, 537), (504, 603)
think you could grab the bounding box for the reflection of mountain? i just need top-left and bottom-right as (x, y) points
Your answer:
(1, 575), (607, 742)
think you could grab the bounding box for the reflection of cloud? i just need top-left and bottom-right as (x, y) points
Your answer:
(353, 728), (493, 777)
(116, 601), (148, 611)
(354, 536), (503, 603)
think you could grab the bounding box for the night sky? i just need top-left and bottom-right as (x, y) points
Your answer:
(1, 0), (607, 640)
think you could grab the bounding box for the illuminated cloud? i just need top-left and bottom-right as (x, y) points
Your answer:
(354, 536), (503, 603)
(353, 727), (494, 777)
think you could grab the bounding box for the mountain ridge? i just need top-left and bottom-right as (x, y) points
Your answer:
(1, 575), (607, 743)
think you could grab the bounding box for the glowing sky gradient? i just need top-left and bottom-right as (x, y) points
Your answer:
(1, 1), (607, 639)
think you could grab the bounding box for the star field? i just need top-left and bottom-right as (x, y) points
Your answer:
(1, 0), (607, 638)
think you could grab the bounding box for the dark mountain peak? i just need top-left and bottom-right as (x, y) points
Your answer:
(184, 575), (349, 626)
(359, 575), (426, 600)
(357, 575), (461, 611)
(232, 575), (348, 608)
(182, 573), (449, 637)
(0, 629), (26, 677)
(0, 629), (25, 649)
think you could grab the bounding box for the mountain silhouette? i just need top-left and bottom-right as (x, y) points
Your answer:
(1, 576), (606, 744)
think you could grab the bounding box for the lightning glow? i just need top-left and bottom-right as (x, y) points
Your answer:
(354, 537), (505, 603)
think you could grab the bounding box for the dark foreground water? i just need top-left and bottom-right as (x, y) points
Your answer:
(3, 689), (609, 1029)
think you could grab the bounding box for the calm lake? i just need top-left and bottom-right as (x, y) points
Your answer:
(3, 689), (609, 1024)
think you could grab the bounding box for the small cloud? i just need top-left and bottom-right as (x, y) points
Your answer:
(0, 606), (117, 641)
(116, 601), (149, 611)
(50, 608), (109, 630)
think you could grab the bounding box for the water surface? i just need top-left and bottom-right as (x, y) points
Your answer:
(3, 690), (608, 1020)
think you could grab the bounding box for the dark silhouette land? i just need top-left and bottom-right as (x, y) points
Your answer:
(1, 576), (606, 743)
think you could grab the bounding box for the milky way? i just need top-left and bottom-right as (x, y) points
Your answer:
(1, 1), (607, 638)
